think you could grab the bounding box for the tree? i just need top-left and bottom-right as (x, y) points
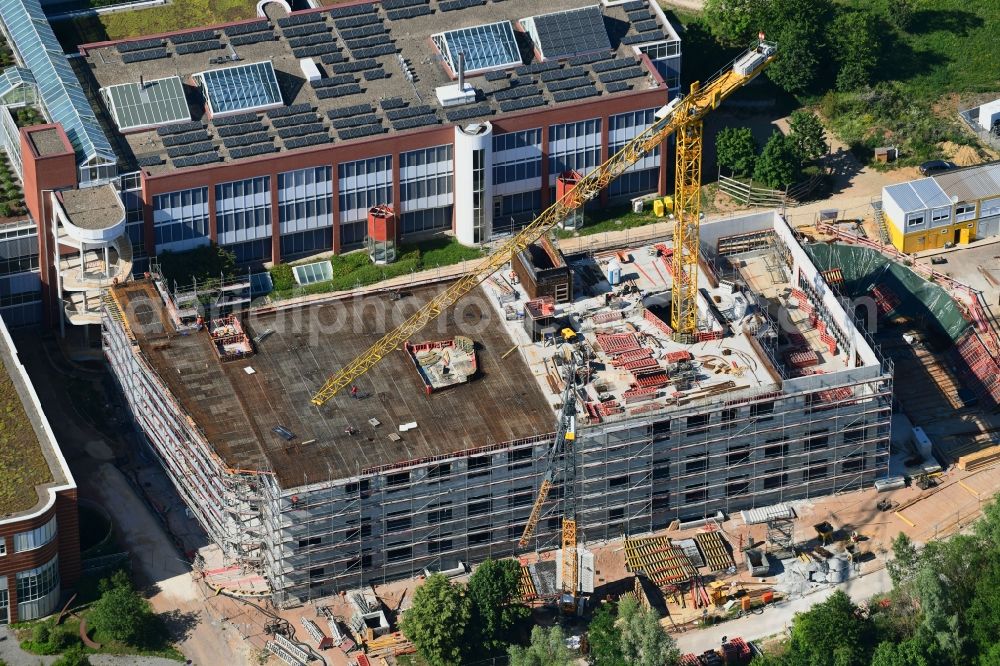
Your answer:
(716, 127), (758, 176)
(753, 132), (801, 188)
(508, 626), (575, 666)
(762, 0), (833, 95)
(88, 571), (154, 647)
(467, 558), (530, 650)
(832, 10), (880, 92)
(887, 533), (919, 587)
(788, 110), (827, 161)
(587, 603), (626, 666)
(617, 597), (680, 666)
(703, 0), (765, 46)
(399, 573), (472, 666)
(783, 590), (875, 666)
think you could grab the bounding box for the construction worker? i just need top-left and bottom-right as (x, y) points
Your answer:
(351, 385), (359, 399)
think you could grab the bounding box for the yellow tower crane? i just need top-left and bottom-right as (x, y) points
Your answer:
(310, 40), (777, 406)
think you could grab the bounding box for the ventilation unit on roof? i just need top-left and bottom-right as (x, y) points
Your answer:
(436, 82), (476, 108)
(300, 58), (321, 82)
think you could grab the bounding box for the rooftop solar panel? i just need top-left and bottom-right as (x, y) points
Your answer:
(171, 30), (216, 44)
(522, 6), (611, 60)
(292, 43), (342, 58)
(212, 112), (259, 126)
(339, 24), (386, 40)
(329, 113), (381, 129)
(380, 97), (407, 110)
(346, 34), (393, 49)
(484, 70), (508, 82)
(622, 31), (665, 45)
(277, 12), (323, 27)
(382, 0), (426, 9)
(597, 66), (644, 84)
(288, 33), (335, 49)
(222, 132), (272, 148)
(515, 60), (560, 75)
(604, 81), (631, 93)
(137, 154), (164, 167)
(196, 61), (282, 116)
(102, 76), (191, 132)
(541, 66), (587, 82)
(363, 68), (388, 80)
(626, 10), (653, 22)
(326, 103), (373, 119)
(311, 74), (357, 89)
(117, 39), (164, 53)
(552, 85), (599, 102)
(331, 59), (378, 74)
(315, 84), (364, 99)
(321, 52), (347, 64)
(276, 123), (326, 139)
(329, 3), (375, 18)
(592, 58), (638, 73)
(498, 96), (546, 113)
(282, 23), (330, 38)
(494, 85), (542, 101)
(229, 144), (278, 159)
(157, 121), (204, 136)
(351, 44), (397, 58)
(175, 40), (224, 55)
(161, 130), (210, 147)
(167, 141), (216, 157)
(284, 133), (332, 150)
(121, 48), (169, 64)
(386, 5), (432, 20)
(173, 152), (221, 168)
(622, 1), (646, 11)
(445, 104), (492, 122)
(568, 51), (611, 66)
(338, 124), (385, 140)
(392, 114), (440, 130)
(633, 19), (659, 33)
(267, 103), (313, 118)
(229, 32), (275, 47)
(385, 104), (435, 120)
(334, 14), (382, 29)
(271, 113), (321, 128)
(431, 21), (521, 74)
(216, 121), (266, 137)
(223, 20), (270, 36)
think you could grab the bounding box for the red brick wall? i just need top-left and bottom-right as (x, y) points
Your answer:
(19, 125), (78, 328)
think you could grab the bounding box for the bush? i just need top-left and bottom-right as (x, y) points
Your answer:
(269, 263), (295, 292)
(32, 623), (51, 645)
(53, 645), (91, 666)
(46, 625), (79, 651)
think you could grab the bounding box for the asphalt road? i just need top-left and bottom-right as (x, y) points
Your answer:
(673, 567), (892, 654)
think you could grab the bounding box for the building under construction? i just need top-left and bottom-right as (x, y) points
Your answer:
(101, 210), (892, 606)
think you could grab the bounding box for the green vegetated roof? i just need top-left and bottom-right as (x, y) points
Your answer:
(0, 364), (52, 516)
(804, 243), (969, 343)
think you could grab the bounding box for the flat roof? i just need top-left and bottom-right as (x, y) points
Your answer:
(0, 321), (70, 519)
(932, 161), (1000, 204)
(58, 183), (124, 230)
(27, 126), (68, 157)
(884, 178), (951, 214)
(75, 0), (675, 173)
(115, 281), (554, 488)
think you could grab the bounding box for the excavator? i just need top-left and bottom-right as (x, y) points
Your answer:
(310, 37), (778, 612)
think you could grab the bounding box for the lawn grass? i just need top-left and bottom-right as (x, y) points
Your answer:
(52, 0), (255, 50)
(269, 236), (484, 299)
(842, 0), (1000, 98)
(0, 369), (51, 516)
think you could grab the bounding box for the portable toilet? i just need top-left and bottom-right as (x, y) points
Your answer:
(653, 198), (665, 217)
(662, 195), (674, 213)
(607, 258), (622, 286)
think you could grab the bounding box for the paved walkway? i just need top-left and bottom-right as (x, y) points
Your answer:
(673, 567), (892, 654)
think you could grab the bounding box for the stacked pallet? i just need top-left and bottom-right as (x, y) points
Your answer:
(956, 444), (1000, 472)
(623, 535), (697, 586)
(693, 531), (735, 572)
(596, 332), (642, 355)
(786, 349), (819, 368)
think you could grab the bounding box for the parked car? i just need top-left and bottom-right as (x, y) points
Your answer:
(919, 159), (957, 175)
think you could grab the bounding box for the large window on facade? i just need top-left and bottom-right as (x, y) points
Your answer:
(609, 109), (660, 199)
(14, 516), (56, 552)
(338, 156), (393, 223)
(492, 129), (542, 187)
(215, 176), (271, 245)
(400, 146), (453, 207)
(549, 119), (602, 181)
(280, 228), (332, 259)
(152, 187), (210, 249)
(16, 555), (59, 605)
(278, 166), (332, 235)
(119, 171), (146, 259)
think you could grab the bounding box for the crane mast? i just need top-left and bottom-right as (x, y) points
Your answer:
(310, 40), (776, 405)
